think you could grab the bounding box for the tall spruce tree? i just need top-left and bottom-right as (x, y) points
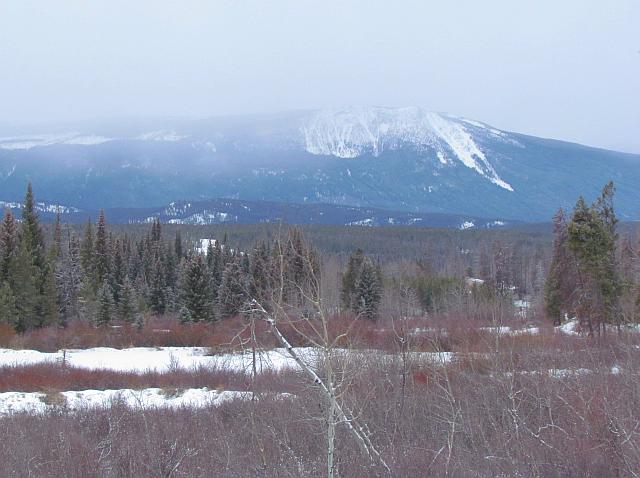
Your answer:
(354, 258), (383, 320)
(96, 280), (114, 327)
(218, 258), (247, 320)
(341, 249), (365, 312)
(0, 210), (18, 283)
(93, 211), (110, 290)
(118, 275), (137, 323)
(19, 184), (57, 328)
(544, 209), (576, 325)
(0, 281), (17, 326)
(249, 242), (272, 307)
(567, 182), (621, 333)
(80, 219), (94, 278)
(179, 256), (214, 322)
(55, 228), (84, 326)
(12, 242), (39, 332)
(149, 258), (167, 315)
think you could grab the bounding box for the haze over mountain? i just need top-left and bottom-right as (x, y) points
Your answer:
(1, 106), (639, 223)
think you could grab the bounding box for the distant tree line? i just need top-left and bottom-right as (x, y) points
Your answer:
(0, 185), (356, 331)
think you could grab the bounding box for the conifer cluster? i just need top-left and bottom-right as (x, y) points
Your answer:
(0, 185), (326, 330)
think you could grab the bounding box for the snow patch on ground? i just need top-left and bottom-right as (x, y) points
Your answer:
(556, 320), (580, 336)
(0, 346), (455, 374)
(0, 388), (252, 415)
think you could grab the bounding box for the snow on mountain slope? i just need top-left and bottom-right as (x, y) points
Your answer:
(0, 133), (113, 150)
(0, 130), (189, 150)
(136, 130), (188, 142)
(426, 112), (513, 191)
(300, 107), (513, 191)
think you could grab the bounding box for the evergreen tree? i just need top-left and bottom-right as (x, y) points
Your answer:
(151, 218), (162, 243)
(0, 210), (18, 283)
(179, 256), (214, 322)
(544, 209), (576, 325)
(249, 242), (272, 306)
(206, 240), (215, 269)
(567, 182), (621, 333)
(110, 238), (125, 305)
(93, 210), (110, 289)
(19, 184), (57, 328)
(354, 258), (382, 320)
(0, 281), (17, 326)
(21, 183), (46, 271)
(80, 219), (94, 277)
(210, 240), (223, 301)
(341, 249), (364, 311)
(174, 230), (183, 259)
(55, 229), (84, 326)
(149, 258), (167, 315)
(11, 242), (39, 332)
(218, 258), (247, 319)
(285, 227), (320, 304)
(96, 280), (114, 326)
(118, 275), (137, 323)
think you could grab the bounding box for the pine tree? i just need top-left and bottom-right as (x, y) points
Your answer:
(55, 229), (84, 326)
(567, 182), (621, 333)
(93, 211), (110, 289)
(206, 240), (215, 269)
(218, 258), (247, 320)
(179, 256), (214, 322)
(21, 183), (46, 271)
(118, 275), (137, 323)
(210, 240), (223, 301)
(151, 218), (162, 243)
(149, 258), (167, 315)
(174, 230), (183, 259)
(544, 209), (576, 325)
(19, 184), (57, 328)
(0, 210), (18, 283)
(179, 305), (193, 324)
(250, 242), (272, 306)
(11, 242), (39, 332)
(110, 238), (125, 305)
(285, 227), (320, 304)
(354, 258), (382, 320)
(341, 249), (364, 312)
(0, 281), (18, 326)
(96, 280), (114, 327)
(80, 219), (94, 277)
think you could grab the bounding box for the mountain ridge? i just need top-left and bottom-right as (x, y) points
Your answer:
(1, 107), (638, 221)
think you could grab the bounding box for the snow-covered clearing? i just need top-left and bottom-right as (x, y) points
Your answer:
(0, 346), (455, 374)
(0, 387), (254, 416)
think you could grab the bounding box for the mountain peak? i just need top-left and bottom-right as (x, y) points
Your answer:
(301, 106), (514, 191)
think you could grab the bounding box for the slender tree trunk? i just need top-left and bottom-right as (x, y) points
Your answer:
(327, 358), (336, 478)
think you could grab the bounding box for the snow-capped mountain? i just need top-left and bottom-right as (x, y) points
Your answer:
(302, 107), (513, 191)
(1, 107), (638, 221)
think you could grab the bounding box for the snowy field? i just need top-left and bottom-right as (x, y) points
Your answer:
(0, 346), (304, 374)
(0, 387), (254, 415)
(0, 346), (451, 415)
(0, 320), (609, 376)
(0, 346), (454, 374)
(1, 320), (629, 416)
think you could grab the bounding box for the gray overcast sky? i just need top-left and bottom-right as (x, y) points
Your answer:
(0, 0), (638, 152)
